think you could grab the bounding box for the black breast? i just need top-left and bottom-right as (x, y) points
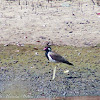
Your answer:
(45, 52), (49, 60)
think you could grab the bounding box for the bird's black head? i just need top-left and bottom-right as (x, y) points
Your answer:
(43, 46), (51, 52)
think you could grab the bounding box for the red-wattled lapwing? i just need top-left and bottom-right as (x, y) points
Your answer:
(43, 46), (73, 80)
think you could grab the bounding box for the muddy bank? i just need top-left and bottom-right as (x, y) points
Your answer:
(0, 44), (100, 98)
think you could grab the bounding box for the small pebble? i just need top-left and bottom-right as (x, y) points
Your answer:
(78, 52), (81, 56)
(64, 70), (69, 73)
(4, 44), (9, 46)
(34, 47), (38, 50)
(35, 52), (38, 55)
(31, 66), (34, 68)
(69, 31), (73, 33)
(15, 50), (19, 52)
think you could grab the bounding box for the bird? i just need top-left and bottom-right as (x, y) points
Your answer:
(43, 46), (73, 80)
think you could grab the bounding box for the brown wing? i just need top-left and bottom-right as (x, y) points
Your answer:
(49, 52), (73, 65)
(49, 52), (67, 62)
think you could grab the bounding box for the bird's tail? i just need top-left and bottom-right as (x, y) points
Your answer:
(64, 60), (74, 66)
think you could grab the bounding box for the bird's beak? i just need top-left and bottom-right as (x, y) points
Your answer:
(43, 48), (46, 51)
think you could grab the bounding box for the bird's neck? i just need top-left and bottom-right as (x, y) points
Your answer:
(45, 51), (50, 60)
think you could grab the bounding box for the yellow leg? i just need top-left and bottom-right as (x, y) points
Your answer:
(52, 66), (56, 80)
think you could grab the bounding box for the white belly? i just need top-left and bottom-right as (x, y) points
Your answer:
(48, 53), (57, 62)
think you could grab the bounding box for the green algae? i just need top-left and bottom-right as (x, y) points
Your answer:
(0, 44), (100, 98)
(0, 44), (100, 75)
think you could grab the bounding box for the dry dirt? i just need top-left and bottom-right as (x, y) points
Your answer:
(0, 0), (100, 47)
